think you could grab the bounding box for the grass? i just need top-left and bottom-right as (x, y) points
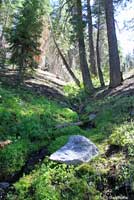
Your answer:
(0, 83), (134, 199)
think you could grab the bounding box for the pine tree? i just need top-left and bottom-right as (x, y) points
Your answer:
(87, 0), (97, 76)
(8, 0), (50, 83)
(104, 0), (121, 88)
(76, 0), (94, 92)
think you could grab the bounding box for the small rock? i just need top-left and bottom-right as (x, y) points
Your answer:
(0, 182), (10, 189)
(130, 109), (134, 116)
(89, 113), (96, 121)
(50, 135), (99, 165)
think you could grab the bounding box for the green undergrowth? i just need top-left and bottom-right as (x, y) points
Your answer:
(0, 84), (78, 179)
(1, 83), (134, 199)
(7, 159), (103, 200)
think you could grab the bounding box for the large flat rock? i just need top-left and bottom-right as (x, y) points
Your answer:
(50, 135), (99, 165)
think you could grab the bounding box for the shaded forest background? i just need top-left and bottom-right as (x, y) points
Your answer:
(0, 0), (133, 90)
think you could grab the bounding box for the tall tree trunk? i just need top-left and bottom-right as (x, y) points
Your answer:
(87, 0), (97, 76)
(18, 61), (24, 84)
(68, 50), (73, 68)
(104, 0), (121, 88)
(0, 3), (10, 68)
(76, 0), (94, 92)
(96, 0), (105, 87)
(49, 17), (81, 87)
(54, 37), (81, 87)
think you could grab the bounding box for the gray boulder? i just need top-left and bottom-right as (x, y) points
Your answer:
(89, 113), (96, 121)
(50, 135), (99, 165)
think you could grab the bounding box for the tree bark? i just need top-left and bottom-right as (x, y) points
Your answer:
(53, 38), (81, 87)
(87, 0), (97, 76)
(96, 0), (105, 87)
(76, 0), (94, 92)
(104, 0), (121, 88)
(49, 17), (81, 87)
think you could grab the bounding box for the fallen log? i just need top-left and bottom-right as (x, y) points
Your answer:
(56, 120), (95, 130)
(56, 113), (96, 129)
(56, 121), (84, 129)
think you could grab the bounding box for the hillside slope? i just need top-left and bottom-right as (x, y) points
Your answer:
(0, 75), (134, 199)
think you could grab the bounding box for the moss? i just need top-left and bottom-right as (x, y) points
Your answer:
(0, 85), (78, 179)
(8, 160), (102, 200)
(48, 135), (69, 153)
(0, 139), (29, 178)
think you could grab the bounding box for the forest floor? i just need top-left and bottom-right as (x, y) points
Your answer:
(0, 69), (134, 200)
(0, 69), (66, 101)
(0, 68), (134, 101)
(95, 74), (134, 99)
